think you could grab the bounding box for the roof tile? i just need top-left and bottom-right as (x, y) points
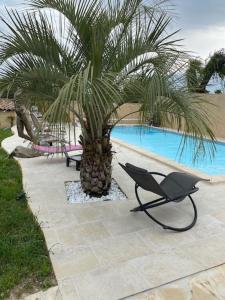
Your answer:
(0, 99), (15, 111)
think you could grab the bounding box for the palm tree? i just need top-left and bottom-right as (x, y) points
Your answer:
(0, 0), (215, 195)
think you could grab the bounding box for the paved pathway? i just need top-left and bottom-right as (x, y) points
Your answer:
(2, 130), (225, 299)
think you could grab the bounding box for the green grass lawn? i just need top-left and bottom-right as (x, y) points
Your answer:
(0, 129), (56, 299)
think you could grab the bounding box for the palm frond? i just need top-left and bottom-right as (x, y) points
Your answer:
(44, 64), (122, 142)
(139, 73), (216, 160)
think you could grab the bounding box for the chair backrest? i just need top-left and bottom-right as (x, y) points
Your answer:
(119, 163), (165, 196)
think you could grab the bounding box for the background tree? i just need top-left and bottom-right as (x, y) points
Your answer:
(186, 50), (225, 93)
(0, 0), (215, 195)
(186, 58), (203, 92)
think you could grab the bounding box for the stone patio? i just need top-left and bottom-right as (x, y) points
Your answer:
(2, 130), (225, 299)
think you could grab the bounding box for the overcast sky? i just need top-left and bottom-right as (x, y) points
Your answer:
(0, 0), (225, 61)
(172, 0), (225, 61)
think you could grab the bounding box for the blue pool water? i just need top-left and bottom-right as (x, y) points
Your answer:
(112, 126), (225, 175)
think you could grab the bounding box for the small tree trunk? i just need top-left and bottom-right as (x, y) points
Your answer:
(80, 137), (112, 196)
(197, 72), (212, 93)
(15, 102), (36, 142)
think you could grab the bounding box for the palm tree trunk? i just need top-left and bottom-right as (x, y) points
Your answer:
(80, 137), (112, 196)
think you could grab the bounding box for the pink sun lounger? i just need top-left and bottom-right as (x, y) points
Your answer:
(33, 144), (83, 154)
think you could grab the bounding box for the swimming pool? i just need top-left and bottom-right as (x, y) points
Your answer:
(112, 126), (225, 176)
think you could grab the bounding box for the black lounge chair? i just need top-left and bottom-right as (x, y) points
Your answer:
(119, 163), (209, 232)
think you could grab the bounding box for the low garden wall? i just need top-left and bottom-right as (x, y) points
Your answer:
(201, 94), (225, 139)
(0, 111), (16, 128)
(2, 95), (224, 138)
(117, 94), (225, 139)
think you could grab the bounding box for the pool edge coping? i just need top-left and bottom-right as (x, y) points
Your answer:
(112, 137), (225, 184)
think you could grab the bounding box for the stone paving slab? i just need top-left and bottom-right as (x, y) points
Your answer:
(2, 130), (225, 299)
(128, 264), (225, 300)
